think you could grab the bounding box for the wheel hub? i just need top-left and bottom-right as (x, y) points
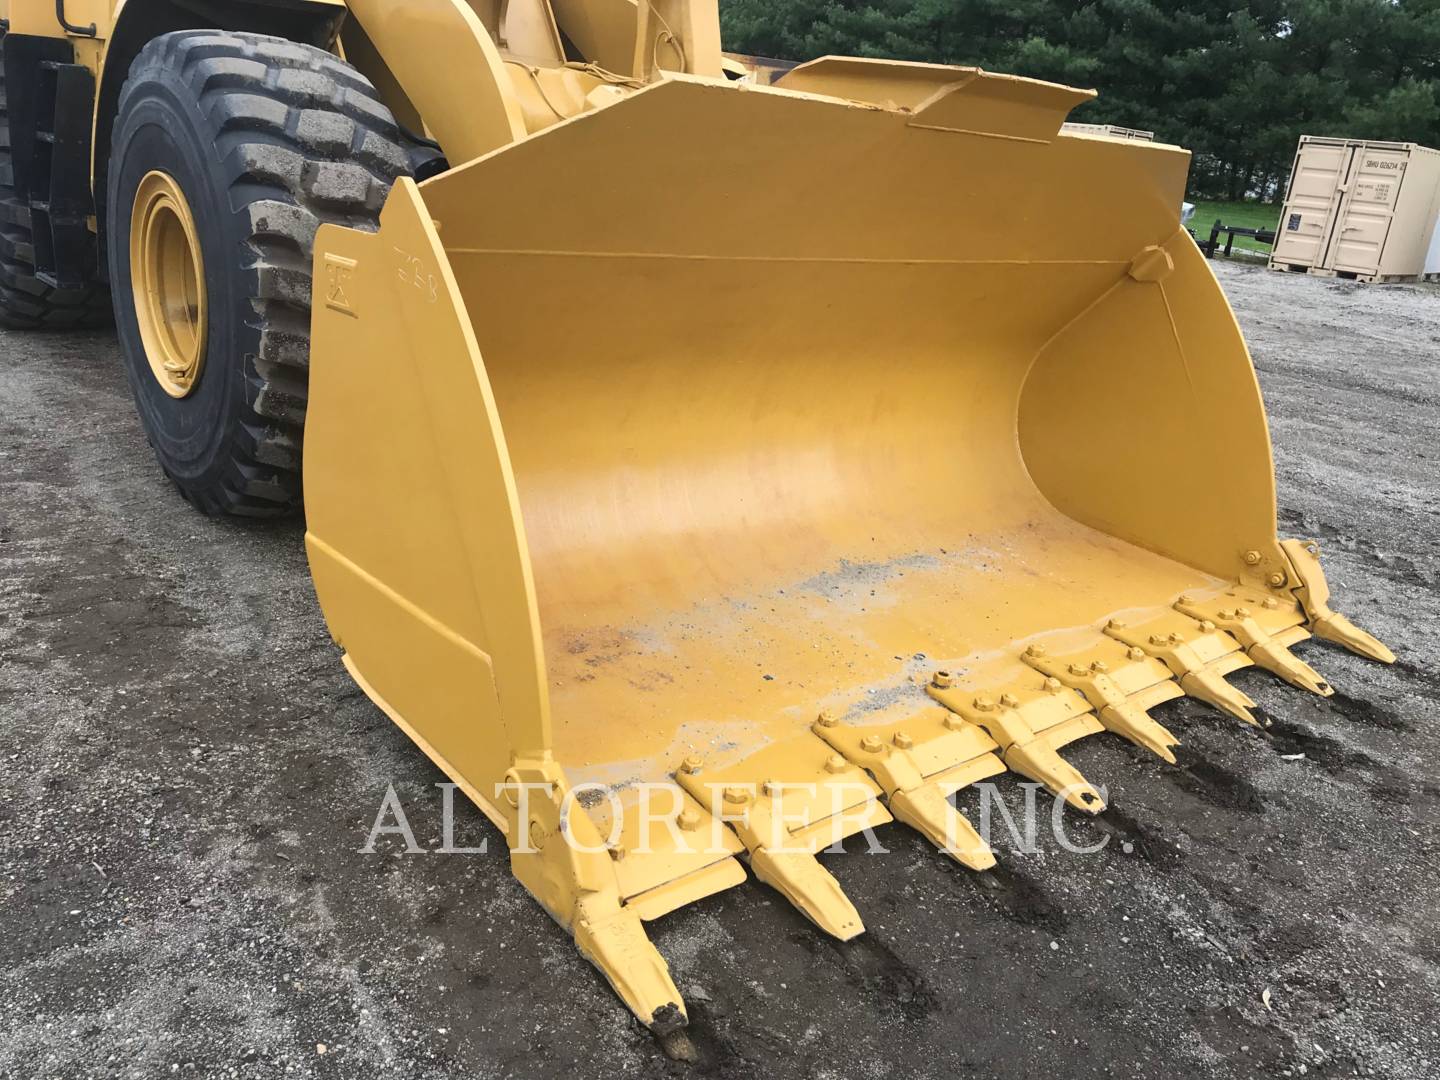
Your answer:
(130, 170), (207, 398)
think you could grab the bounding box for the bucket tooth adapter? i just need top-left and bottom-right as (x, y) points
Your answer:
(10, 0), (1394, 1038)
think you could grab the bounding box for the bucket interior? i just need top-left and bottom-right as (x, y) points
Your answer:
(415, 78), (1265, 789)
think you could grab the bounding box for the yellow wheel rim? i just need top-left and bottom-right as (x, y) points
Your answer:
(130, 170), (207, 399)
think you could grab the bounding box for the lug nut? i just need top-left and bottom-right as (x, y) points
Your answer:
(678, 809), (701, 831)
(1150, 634), (1168, 646)
(1090, 660), (1109, 674)
(1177, 593), (1195, 605)
(825, 753), (848, 774)
(815, 709), (839, 727)
(893, 731), (914, 750)
(1199, 619), (1216, 632)
(680, 755), (704, 775)
(1107, 618), (1127, 629)
(931, 670), (954, 689)
(1236, 606), (1252, 617)
(608, 843), (626, 861)
(1025, 645), (1047, 658)
(942, 714), (965, 731)
(761, 779), (780, 797)
(860, 734), (883, 753)
(1262, 597), (1280, 610)
(723, 785), (750, 805)
(973, 695), (996, 712)
(1127, 647), (1145, 661)
(1268, 572), (1288, 588)
(1243, 550), (1262, 566)
(1069, 663), (1089, 677)
(999, 693), (1019, 709)
(1043, 677), (1063, 692)
(1217, 608), (1234, 619)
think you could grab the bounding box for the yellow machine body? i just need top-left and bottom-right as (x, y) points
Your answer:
(2, 0), (1394, 1039)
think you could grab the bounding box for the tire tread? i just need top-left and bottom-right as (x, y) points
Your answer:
(116, 30), (413, 516)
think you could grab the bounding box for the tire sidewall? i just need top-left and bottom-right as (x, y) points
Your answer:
(107, 62), (255, 490)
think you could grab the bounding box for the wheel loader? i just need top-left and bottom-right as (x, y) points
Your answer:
(0, 0), (1396, 1047)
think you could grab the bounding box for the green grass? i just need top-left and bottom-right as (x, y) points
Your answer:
(1187, 199), (1282, 254)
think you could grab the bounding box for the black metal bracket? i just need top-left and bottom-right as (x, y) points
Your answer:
(26, 59), (98, 288)
(55, 0), (96, 37)
(1201, 219), (1277, 259)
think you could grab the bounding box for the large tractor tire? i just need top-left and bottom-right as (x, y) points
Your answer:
(0, 32), (111, 330)
(107, 31), (416, 516)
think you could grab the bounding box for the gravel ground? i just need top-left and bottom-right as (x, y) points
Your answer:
(1, 259), (1437, 1079)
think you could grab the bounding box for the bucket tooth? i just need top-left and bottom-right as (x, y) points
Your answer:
(502, 759), (689, 1033)
(1281, 539), (1396, 664)
(928, 676), (1107, 813)
(1175, 590), (1334, 697)
(889, 784), (995, 870)
(1178, 670), (1259, 726)
(1004, 737), (1106, 814)
(1312, 612), (1395, 665)
(749, 847), (865, 940)
(813, 706), (1003, 869)
(1248, 634), (1333, 696)
(1022, 640), (1181, 763)
(1095, 700), (1181, 762)
(573, 896), (688, 1034)
(1104, 612), (1258, 726)
(674, 735), (889, 938)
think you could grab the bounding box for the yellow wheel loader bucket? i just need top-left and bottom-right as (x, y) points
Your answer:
(302, 62), (1392, 1036)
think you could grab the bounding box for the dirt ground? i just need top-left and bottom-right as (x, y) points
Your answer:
(1, 258), (1437, 1079)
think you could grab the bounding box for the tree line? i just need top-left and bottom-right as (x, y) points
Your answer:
(719, 0), (1440, 201)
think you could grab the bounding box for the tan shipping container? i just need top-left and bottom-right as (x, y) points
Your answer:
(1270, 135), (1440, 282)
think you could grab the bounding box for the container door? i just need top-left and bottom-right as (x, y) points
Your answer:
(1271, 141), (1354, 268)
(1328, 147), (1408, 275)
